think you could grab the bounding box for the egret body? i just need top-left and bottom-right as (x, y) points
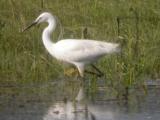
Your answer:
(23, 12), (120, 77)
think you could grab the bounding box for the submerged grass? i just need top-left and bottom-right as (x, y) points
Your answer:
(0, 0), (160, 91)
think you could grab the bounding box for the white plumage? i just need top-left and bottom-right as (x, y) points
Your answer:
(23, 12), (120, 77)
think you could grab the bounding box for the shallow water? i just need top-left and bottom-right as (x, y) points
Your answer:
(0, 79), (160, 120)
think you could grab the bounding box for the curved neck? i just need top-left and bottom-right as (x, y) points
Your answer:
(42, 16), (56, 55)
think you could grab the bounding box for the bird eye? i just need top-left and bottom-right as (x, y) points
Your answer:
(39, 17), (42, 20)
(37, 17), (43, 23)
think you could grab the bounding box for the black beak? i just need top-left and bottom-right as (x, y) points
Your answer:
(22, 21), (37, 32)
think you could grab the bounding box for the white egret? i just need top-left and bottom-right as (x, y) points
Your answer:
(23, 12), (120, 77)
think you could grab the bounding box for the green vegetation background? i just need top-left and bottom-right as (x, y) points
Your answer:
(0, 0), (159, 88)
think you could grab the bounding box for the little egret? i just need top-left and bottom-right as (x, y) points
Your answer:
(23, 12), (120, 77)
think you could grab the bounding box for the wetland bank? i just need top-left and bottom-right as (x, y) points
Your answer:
(0, 0), (160, 120)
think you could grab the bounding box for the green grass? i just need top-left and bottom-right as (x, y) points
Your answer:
(0, 0), (160, 90)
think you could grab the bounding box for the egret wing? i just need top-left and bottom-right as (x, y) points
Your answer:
(54, 39), (119, 63)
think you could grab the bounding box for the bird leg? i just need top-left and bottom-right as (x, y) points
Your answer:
(84, 65), (103, 77)
(85, 70), (101, 77)
(64, 65), (103, 78)
(90, 64), (104, 77)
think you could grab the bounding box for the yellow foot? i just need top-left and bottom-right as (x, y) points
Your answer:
(64, 68), (79, 77)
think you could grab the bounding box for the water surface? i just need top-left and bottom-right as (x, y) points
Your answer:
(0, 79), (160, 120)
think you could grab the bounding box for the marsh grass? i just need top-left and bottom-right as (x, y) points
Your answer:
(0, 0), (160, 94)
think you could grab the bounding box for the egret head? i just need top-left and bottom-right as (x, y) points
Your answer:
(35, 12), (53, 24)
(22, 12), (53, 32)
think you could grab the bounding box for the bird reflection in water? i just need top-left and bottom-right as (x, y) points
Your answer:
(43, 86), (96, 120)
